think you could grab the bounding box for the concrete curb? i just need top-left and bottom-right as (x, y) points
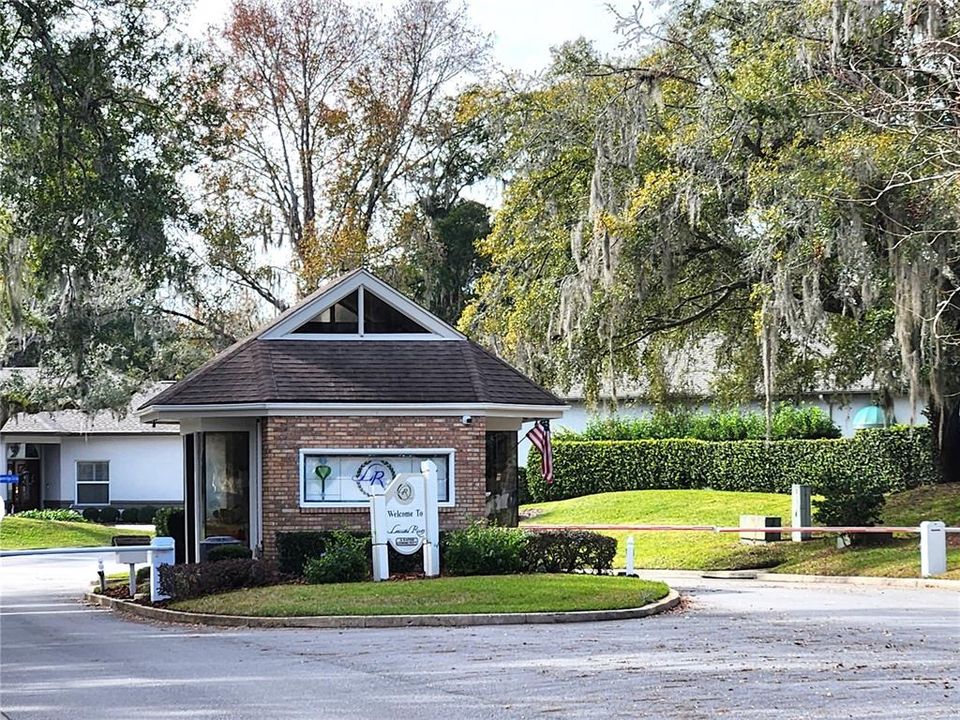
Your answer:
(628, 568), (960, 590)
(83, 589), (681, 628)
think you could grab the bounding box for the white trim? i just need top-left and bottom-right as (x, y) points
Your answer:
(298, 447), (456, 509)
(141, 402), (567, 423)
(75, 460), (110, 507)
(260, 270), (464, 341)
(270, 333), (452, 342)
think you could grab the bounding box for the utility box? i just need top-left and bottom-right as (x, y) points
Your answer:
(739, 515), (782, 544)
(199, 535), (244, 562)
(791, 484), (812, 542)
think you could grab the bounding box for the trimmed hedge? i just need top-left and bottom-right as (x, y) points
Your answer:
(15, 509), (87, 522)
(527, 426), (939, 502)
(524, 530), (616, 573)
(276, 530), (439, 577)
(206, 544), (254, 562)
(159, 559), (281, 600)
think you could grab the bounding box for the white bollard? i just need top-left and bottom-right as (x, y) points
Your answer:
(920, 521), (947, 577)
(421, 460), (440, 578)
(149, 536), (175, 602)
(369, 490), (390, 581)
(791, 484), (812, 542)
(625, 536), (635, 575)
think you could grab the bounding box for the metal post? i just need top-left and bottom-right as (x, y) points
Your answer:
(625, 536), (635, 575)
(791, 484), (812, 542)
(149, 536), (175, 602)
(920, 520), (947, 577)
(97, 558), (106, 593)
(421, 460), (440, 578)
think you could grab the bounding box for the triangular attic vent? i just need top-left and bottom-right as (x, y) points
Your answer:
(290, 287), (429, 336)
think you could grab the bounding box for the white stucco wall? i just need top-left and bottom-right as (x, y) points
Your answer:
(56, 435), (183, 505)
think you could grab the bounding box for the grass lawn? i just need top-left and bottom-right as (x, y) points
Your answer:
(522, 489), (793, 571)
(0, 517), (152, 550)
(521, 485), (960, 579)
(171, 574), (670, 617)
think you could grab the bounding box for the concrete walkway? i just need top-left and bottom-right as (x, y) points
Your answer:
(1, 557), (958, 719)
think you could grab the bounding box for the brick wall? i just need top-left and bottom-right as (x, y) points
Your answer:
(260, 415), (487, 560)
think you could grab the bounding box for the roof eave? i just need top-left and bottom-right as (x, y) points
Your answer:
(138, 402), (568, 424)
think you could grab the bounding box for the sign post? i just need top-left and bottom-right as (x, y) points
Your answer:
(366, 461), (440, 581)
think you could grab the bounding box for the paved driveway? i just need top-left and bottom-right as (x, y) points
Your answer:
(1, 556), (958, 719)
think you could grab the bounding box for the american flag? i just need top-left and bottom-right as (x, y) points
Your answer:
(526, 419), (554, 484)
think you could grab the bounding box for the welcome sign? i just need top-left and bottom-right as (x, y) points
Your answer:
(383, 475), (425, 555)
(368, 460), (440, 580)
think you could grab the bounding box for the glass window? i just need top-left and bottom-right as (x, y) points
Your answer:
(76, 461), (109, 505)
(363, 290), (428, 333)
(292, 290), (359, 334)
(485, 431), (519, 526)
(201, 432), (250, 542)
(301, 451), (452, 506)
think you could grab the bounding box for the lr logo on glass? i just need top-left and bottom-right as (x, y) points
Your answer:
(384, 476), (424, 555)
(355, 459), (396, 497)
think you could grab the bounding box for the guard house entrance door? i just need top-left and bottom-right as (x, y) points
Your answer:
(9, 459), (41, 511)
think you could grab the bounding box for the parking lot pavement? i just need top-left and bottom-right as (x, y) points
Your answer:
(1, 558), (958, 719)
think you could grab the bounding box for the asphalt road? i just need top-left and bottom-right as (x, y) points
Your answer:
(1, 556), (958, 719)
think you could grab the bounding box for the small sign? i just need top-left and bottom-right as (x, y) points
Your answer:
(384, 475), (426, 555)
(0, 474), (19, 484)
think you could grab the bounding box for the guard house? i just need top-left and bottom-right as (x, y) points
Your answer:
(139, 269), (566, 562)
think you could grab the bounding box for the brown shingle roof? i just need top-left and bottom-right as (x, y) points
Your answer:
(140, 340), (563, 408)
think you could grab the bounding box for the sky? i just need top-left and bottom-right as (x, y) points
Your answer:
(189, 0), (656, 73)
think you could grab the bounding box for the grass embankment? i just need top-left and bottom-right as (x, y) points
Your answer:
(171, 574), (670, 617)
(0, 517), (152, 550)
(521, 484), (960, 579)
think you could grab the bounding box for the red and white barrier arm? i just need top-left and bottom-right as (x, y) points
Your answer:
(523, 524), (960, 534)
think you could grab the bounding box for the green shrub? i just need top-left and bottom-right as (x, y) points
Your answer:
(523, 530), (616, 573)
(527, 426), (938, 502)
(303, 531), (368, 584)
(99, 507), (120, 523)
(15, 508), (88, 522)
(276, 531), (331, 575)
(813, 472), (886, 529)
(139, 505), (158, 525)
(81, 507), (101, 522)
(574, 405), (839, 442)
(207, 544), (253, 562)
(118, 507), (139, 523)
(444, 523), (528, 576)
(159, 559), (280, 600)
(154, 507), (179, 536)
(136, 566), (152, 584)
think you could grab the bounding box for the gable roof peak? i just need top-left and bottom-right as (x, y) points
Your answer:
(259, 267), (464, 341)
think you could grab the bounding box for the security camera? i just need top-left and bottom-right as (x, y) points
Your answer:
(461, 414), (474, 425)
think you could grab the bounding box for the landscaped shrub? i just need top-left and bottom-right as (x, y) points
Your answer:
(139, 505), (158, 525)
(277, 530), (439, 577)
(207, 544), (253, 562)
(136, 566), (152, 584)
(444, 523), (528, 576)
(154, 507), (179, 536)
(523, 530), (616, 573)
(15, 508), (88, 522)
(303, 531), (368, 584)
(571, 405), (840, 442)
(118, 508), (139, 523)
(813, 471), (886, 530)
(277, 531), (331, 575)
(81, 507), (101, 522)
(99, 507), (120, 523)
(158, 559), (280, 600)
(527, 426), (939, 503)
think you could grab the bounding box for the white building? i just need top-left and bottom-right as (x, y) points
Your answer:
(0, 383), (183, 512)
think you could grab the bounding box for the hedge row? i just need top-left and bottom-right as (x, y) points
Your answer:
(276, 527), (616, 578)
(527, 426), (939, 503)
